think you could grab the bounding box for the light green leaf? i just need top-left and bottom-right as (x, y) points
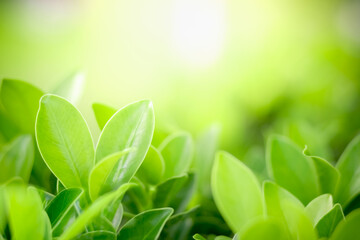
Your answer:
(89, 149), (132, 200)
(46, 188), (83, 228)
(92, 103), (116, 130)
(193, 234), (207, 240)
(35, 94), (94, 189)
(159, 133), (193, 179)
(266, 135), (320, 204)
(0, 135), (34, 183)
(59, 183), (133, 240)
(335, 135), (360, 207)
(95, 100), (154, 194)
(0, 79), (44, 133)
(312, 156), (339, 195)
(316, 203), (344, 238)
(136, 145), (165, 185)
(52, 72), (85, 105)
(238, 218), (289, 240)
(211, 151), (264, 233)
(330, 208), (360, 240)
(34, 188), (55, 208)
(118, 208), (173, 240)
(305, 194), (333, 226)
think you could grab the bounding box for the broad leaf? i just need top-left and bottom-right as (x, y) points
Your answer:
(335, 135), (360, 207)
(330, 208), (360, 240)
(74, 230), (116, 240)
(0, 135), (34, 183)
(95, 100), (154, 194)
(52, 72), (85, 105)
(137, 145), (165, 185)
(159, 133), (193, 179)
(46, 188), (83, 228)
(266, 135), (320, 204)
(316, 203), (344, 238)
(36, 94), (94, 189)
(238, 218), (289, 240)
(305, 194), (333, 226)
(211, 151), (264, 233)
(0, 79), (44, 133)
(59, 183), (133, 240)
(312, 156), (339, 195)
(118, 208), (173, 240)
(92, 103), (116, 130)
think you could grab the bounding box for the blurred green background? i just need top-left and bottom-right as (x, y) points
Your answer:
(1, 0), (360, 163)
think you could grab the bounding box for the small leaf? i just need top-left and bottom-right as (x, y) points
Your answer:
(89, 150), (132, 200)
(0, 79), (44, 133)
(316, 203), (344, 238)
(74, 230), (116, 240)
(0, 135), (34, 183)
(136, 146), (165, 185)
(266, 135), (320, 204)
(305, 194), (333, 226)
(159, 133), (193, 179)
(95, 100), (154, 194)
(312, 156), (339, 195)
(118, 208), (173, 240)
(92, 103), (116, 130)
(34, 188), (55, 208)
(237, 217), (289, 240)
(46, 188), (83, 228)
(330, 208), (360, 240)
(193, 234), (207, 240)
(52, 72), (85, 105)
(36, 94), (94, 189)
(59, 183), (133, 240)
(335, 135), (360, 207)
(211, 151), (264, 233)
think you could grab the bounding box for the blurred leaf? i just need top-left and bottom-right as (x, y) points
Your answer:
(266, 135), (320, 204)
(0, 107), (19, 142)
(330, 209), (360, 240)
(95, 100), (154, 194)
(237, 218), (289, 240)
(125, 177), (151, 213)
(118, 208), (173, 240)
(57, 179), (66, 193)
(137, 145), (165, 185)
(305, 194), (333, 226)
(311, 156), (339, 195)
(89, 150), (131, 201)
(59, 183), (133, 240)
(211, 151), (264, 233)
(46, 188), (83, 228)
(52, 72), (85, 105)
(316, 203), (344, 238)
(102, 198), (123, 231)
(92, 103), (116, 130)
(0, 135), (33, 183)
(36, 94), (94, 189)
(34, 188), (55, 208)
(92, 215), (115, 233)
(0, 79), (44, 133)
(159, 133), (193, 179)
(193, 234), (207, 240)
(74, 231), (116, 240)
(335, 135), (360, 207)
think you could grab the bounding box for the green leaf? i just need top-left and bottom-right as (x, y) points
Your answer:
(35, 94), (94, 189)
(193, 234), (207, 240)
(211, 151), (264, 233)
(95, 100), (154, 194)
(34, 188), (55, 208)
(123, 177), (151, 213)
(59, 183), (133, 240)
(311, 156), (339, 195)
(92, 103), (116, 130)
(335, 135), (360, 207)
(316, 203), (344, 238)
(237, 218), (289, 240)
(74, 231), (116, 240)
(0, 79), (44, 133)
(118, 208), (173, 240)
(89, 150), (132, 200)
(266, 135), (320, 204)
(46, 188), (83, 228)
(159, 133), (193, 179)
(305, 194), (333, 226)
(102, 199), (123, 231)
(330, 208), (360, 240)
(137, 145), (165, 185)
(52, 72), (85, 105)
(0, 135), (34, 183)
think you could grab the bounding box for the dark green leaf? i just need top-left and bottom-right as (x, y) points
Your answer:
(316, 204), (344, 238)
(74, 230), (116, 240)
(330, 208), (360, 240)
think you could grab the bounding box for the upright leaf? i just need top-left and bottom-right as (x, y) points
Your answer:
(211, 151), (264, 233)
(305, 194), (333, 226)
(52, 72), (85, 105)
(36, 94), (94, 189)
(118, 208), (173, 240)
(335, 135), (360, 207)
(95, 100), (154, 193)
(266, 135), (320, 204)
(92, 103), (116, 130)
(0, 79), (44, 133)
(330, 208), (360, 240)
(316, 204), (344, 238)
(237, 218), (289, 240)
(0, 135), (34, 183)
(159, 133), (193, 179)
(136, 146), (165, 185)
(312, 156), (339, 195)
